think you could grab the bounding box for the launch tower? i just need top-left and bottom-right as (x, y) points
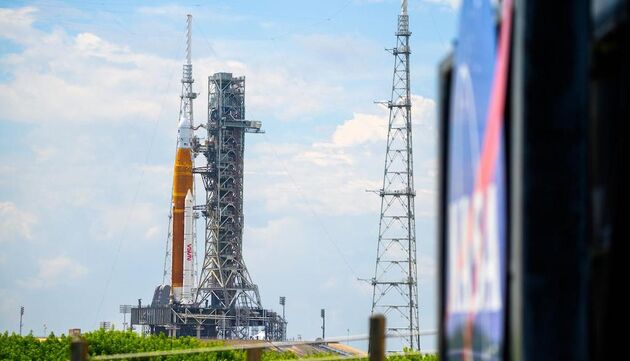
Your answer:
(193, 73), (270, 339)
(369, 0), (420, 350)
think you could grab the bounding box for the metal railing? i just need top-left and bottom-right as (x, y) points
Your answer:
(71, 315), (436, 361)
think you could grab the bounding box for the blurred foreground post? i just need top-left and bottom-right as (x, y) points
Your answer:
(247, 348), (262, 361)
(71, 336), (88, 361)
(369, 314), (385, 361)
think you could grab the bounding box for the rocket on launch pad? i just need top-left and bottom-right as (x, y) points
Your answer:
(131, 14), (287, 340)
(171, 114), (194, 303)
(170, 14), (196, 304)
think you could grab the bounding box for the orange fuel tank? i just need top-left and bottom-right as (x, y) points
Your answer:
(171, 115), (193, 302)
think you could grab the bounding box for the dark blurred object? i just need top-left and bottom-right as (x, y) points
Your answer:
(589, 0), (627, 360)
(438, 0), (628, 360)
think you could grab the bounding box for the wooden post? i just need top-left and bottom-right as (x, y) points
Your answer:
(369, 314), (385, 361)
(247, 347), (262, 361)
(71, 336), (88, 361)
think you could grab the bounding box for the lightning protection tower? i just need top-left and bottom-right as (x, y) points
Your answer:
(161, 14), (198, 300)
(370, 0), (420, 350)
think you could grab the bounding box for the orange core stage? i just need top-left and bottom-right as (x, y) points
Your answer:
(171, 147), (193, 294)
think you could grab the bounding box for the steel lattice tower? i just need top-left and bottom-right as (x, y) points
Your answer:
(194, 72), (268, 339)
(370, 0), (420, 350)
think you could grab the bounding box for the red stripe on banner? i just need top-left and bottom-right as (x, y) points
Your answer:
(458, 0), (513, 359)
(475, 0), (513, 192)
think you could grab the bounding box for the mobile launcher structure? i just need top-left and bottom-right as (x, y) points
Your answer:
(130, 15), (286, 341)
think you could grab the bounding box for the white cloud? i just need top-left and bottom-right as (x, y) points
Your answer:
(247, 94), (436, 216)
(245, 217), (305, 261)
(0, 8), (237, 125)
(411, 95), (438, 126)
(18, 256), (87, 289)
(246, 68), (346, 120)
(0, 8), (353, 125)
(0, 26), (174, 124)
(0, 6), (37, 43)
(244, 217), (316, 283)
(331, 112), (387, 147)
(247, 141), (382, 215)
(331, 95), (436, 147)
(144, 226), (161, 240)
(90, 202), (163, 241)
(0, 202), (37, 243)
(423, 0), (462, 10)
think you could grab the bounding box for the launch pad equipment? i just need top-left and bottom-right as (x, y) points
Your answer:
(131, 15), (286, 340)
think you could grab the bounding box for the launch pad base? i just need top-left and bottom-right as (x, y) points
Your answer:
(130, 304), (286, 340)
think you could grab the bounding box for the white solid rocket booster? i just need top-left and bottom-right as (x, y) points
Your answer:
(182, 189), (195, 303)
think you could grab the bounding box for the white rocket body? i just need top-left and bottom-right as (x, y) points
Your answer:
(177, 114), (193, 149)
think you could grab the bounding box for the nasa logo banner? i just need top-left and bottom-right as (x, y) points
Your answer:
(444, 0), (512, 359)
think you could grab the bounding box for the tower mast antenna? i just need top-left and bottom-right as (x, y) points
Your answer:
(186, 14), (192, 66)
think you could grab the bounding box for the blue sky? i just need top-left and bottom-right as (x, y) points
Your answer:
(0, 0), (458, 351)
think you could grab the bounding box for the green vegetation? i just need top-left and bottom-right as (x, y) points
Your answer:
(0, 330), (437, 361)
(0, 332), (69, 361)
(0, 330), (238, 361)
(389, 349), (438, 361)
